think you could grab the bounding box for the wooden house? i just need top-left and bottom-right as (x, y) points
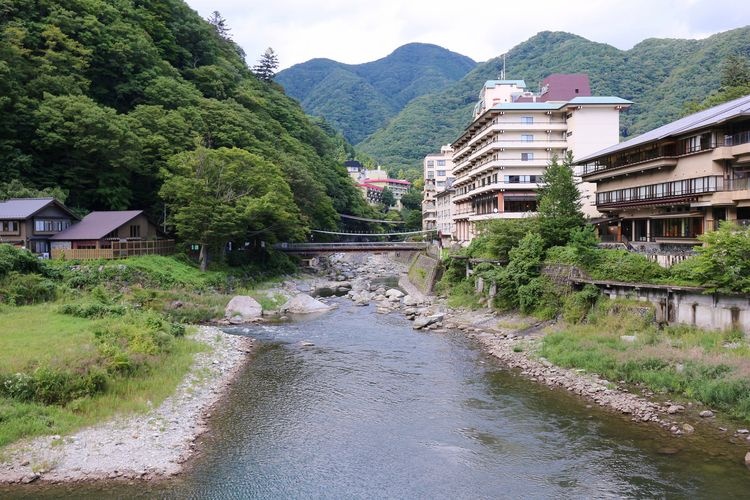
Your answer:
(0, 198), (79, 257)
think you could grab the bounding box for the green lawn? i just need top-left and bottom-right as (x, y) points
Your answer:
(0, 305), (99, 373)
(0, 304), (205, 448)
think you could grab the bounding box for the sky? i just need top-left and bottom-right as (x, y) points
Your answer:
(185, 0), (750, 70)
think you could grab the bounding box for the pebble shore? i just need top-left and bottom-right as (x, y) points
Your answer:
(0, 326), (254, 485)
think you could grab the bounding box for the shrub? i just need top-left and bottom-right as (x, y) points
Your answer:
(0, 244), (47, 277)
(562, 285), (601, 324)
(0, 367), (108, 405)
(518, 276), (562, 319)
(587, 249), (667, 283)
(0, 272), (57, 305)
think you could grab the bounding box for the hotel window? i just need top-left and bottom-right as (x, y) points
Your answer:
(521, 134), (533, 142)
(129, 224), (141, 238)
(436, 170), (446, 176)
(521, 152), (534, 161)
(437, 160), (446, 166)
(427, 171), (434, 179)
(426, 160), (434, 167)
(521, 116), (533, 124)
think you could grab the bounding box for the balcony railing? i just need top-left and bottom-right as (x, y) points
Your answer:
(596, 176), (723, 207)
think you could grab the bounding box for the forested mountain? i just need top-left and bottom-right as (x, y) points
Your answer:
(0, 0), (371, 239)
(275, 43), (477, 144)
(358, 28), (750, 176)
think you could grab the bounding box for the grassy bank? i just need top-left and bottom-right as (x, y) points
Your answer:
(0, 249), (291, 448)
(538, 298), (750, 422)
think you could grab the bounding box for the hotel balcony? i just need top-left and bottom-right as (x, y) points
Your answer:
(452, 180), (540, 203)
(595, 175), (724, 209)
(467, 120), (567, 148)
(580, 133), (750, 181)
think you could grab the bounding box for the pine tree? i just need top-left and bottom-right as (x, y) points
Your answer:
(536, 152), (585, 248)
(207, 11), (231, 40)
(253, 48), (279, 82)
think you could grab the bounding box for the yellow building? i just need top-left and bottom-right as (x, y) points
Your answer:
(577, 94), (750, 265)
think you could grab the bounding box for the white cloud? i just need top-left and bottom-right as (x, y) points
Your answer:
(185, 0), (750, 69)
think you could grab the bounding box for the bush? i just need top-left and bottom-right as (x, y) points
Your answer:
(562, 285), (601, 324)
(0, 272), (57, 305)
(587, 249), (667, 283)
(0, 244), (47, 277)
(518, 276), (562, 319)
(1, 367), (108, 405)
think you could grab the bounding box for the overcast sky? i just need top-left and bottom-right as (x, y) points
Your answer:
(185, 0), (750, 70)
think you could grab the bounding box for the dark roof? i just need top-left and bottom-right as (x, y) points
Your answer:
(0, 198), (77, 220)
(50, 210), (143, 240)
(539, 73), (591, 102)
(576, 93), (750, 164)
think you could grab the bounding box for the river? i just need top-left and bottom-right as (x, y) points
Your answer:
(8, 298), (750, 498)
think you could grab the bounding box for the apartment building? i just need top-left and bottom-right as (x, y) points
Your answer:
(450, 74), (630, 243)
(435, 183), (455, 245)
(422, 145), (454, 230)
(350, 166), (412, 208)
(577, 94), (750, 263)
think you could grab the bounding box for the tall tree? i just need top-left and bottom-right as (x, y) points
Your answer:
(536, 152), (585, 248)
(160, 146), (304, 271)
(206, 11), (231, 40)
(253, 47), (278, 82)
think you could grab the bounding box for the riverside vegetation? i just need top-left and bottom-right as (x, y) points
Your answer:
(438, 156), (750, 424)
(0, 245), (289, 449)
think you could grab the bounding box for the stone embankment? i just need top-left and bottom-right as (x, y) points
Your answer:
(0, 326), (253, 485)
(319, 253), (745, 442)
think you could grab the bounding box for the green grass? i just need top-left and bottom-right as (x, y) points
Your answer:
(0, 305), (99, 372)
(0, 329), (204, 448)
(540, 300), (750, 421)
(445, 280), (483, 309)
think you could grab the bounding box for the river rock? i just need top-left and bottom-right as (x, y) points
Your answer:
(667, 404), (684, 414)
(413, 313), (445, 330)
(385, 288), (404, 299)
(699, 410), (714, 418)
(402, 295), (419, 307)
(280, 294), (332, 314)
(620, 335), (637, 343)
(682, 423), (695, 434)
(745, 452), (750, 468)
(224, 296), (263, 323)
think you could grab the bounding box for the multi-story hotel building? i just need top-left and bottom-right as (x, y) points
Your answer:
(435, 183), (455, 245)
(450, 74), (630, 243)
(422, 145), (454, 230)
(577, 94), (750, 264)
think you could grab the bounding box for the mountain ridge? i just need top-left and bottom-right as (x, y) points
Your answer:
(276, 42), (477, 144)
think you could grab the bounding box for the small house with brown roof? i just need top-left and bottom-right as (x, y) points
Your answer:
(0, 197), (79, 257)
(50, 210), (173, 259)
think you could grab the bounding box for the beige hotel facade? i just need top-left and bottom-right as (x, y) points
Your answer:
(450, 75), (630, 243)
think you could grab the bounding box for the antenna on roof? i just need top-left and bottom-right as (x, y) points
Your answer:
(499, 54), (506, 80)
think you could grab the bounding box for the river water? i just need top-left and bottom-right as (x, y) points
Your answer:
(9, 298), (750, 498)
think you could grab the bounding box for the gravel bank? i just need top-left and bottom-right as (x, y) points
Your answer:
(0, 326), (254, 485)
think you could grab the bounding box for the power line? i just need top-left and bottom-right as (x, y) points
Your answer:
(338, 214), (406, 224)
(311, 229), (436, 237)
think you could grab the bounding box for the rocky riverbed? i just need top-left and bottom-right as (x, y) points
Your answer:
(0, 326), (254, 485)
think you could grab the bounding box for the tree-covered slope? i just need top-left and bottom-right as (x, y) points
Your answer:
(0, 0), (369, 235)
(275, 43), (477, 144)
(358, 28), (750, 175)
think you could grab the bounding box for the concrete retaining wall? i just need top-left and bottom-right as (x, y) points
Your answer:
(406, 253), (441, 295)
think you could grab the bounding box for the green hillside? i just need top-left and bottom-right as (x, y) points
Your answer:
(358, 28), (750, 176)
(275, 43), (477, 144)
(0, 0), (370, 234)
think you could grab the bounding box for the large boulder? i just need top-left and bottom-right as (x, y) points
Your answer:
(281, 293), (332, 314)
(385, 288), (404, 299)
(225, 296), (263, 323)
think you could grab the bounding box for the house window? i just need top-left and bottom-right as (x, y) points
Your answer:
(129, 225), (141, 238)
(1, 221), (18, 232)
(521, 134), (533, 142)
(104, 229), (119, 239)
(521, 152), (534, 161)
(521, 116), (534, 124)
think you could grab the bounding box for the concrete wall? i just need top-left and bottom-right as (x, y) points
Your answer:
(595, 282), (750, 334)
(406, 253), (441, 295)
